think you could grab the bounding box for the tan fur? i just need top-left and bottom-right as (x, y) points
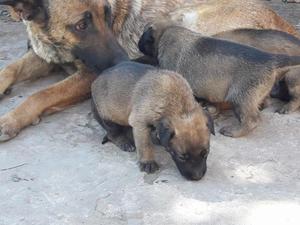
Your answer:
(0, 0), (299, 141)
(0, 50), (54, 96)
(92, 62), (211, 179)
(129, 71), (210, 165)
(168, 0), (300, 38)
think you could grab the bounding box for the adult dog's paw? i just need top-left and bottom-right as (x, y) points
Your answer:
(0, 115), (20, 142)
(139, 161), (159, 174)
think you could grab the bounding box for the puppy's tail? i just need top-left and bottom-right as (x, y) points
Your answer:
(275, 55), (300, 68)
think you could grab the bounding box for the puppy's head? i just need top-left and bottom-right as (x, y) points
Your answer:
(0, 0), (128, 72)
(154, 107), (215, 181)
(138, 21), (174, 58)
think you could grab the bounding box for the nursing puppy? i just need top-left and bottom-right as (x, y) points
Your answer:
(91, 61), (214, 180)
(138, 23), (300, 137)
(214, 29), (300, 114)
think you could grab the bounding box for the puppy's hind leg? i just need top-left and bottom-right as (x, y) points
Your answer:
(221, 74), (276, 137)
(220, 102), (261, 138)
(277, 95), (300, 114)
(277, 68), (300, 114)
(91, 100), (135, 152)
(220, 84), (273, 138)
(104, 123), (136, 153)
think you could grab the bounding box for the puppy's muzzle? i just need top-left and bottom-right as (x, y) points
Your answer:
(173, 155), (208, 181)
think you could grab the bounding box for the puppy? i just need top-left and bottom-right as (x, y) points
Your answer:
(214, 28), (300, 114)
(138, 23), (300, 137)
(91, 61), (215, 180)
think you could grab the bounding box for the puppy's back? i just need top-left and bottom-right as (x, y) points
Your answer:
(131, 70), (197, 120)
(214, 29), (300, 56)
(92, 61), (154, 123)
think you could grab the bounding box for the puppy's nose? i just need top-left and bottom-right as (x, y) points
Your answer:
(191, 169), (207, 181)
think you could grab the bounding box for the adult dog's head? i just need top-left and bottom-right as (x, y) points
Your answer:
(0, 0), (128, 73)
(153, 108), (215, 181)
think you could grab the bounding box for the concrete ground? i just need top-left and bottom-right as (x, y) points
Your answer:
(0, 1), (300, 225)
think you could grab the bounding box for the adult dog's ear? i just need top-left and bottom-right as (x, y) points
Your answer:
(156, 118), (175, 147)
(138, 26), (156, 57)
(0, 0), (46, 22)
(205, 111), (215, 135)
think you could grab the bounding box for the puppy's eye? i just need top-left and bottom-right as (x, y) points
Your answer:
(178, 153), (190, 162)
(75, 19), (88, 31)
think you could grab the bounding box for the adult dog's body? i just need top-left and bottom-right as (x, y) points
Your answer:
(0, 0), (299, 141)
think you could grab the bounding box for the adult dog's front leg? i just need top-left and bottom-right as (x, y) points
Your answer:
(0, 50), (54, 98)
(0, 71), (95, 142)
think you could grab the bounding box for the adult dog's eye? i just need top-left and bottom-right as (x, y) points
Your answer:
(75, 19), (88, 31)
(74, 12), (92, 32)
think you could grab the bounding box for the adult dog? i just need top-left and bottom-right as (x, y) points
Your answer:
(0, 0), (299, 141)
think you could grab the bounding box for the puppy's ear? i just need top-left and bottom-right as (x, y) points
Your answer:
(138, 26), (156, 57)
(0, 0), (46, 22)
(205, 111), (215, 135)
(156, 118), (175, 147)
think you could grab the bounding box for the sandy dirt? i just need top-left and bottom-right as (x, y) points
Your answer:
(0, 1), (300, 225)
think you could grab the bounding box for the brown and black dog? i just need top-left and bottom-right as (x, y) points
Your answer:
(0, 0), (299, 142)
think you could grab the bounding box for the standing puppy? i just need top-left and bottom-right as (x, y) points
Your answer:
(138, 24), (300, 137)
(213, 29), (300, 114)
(92, 61), (214, 180)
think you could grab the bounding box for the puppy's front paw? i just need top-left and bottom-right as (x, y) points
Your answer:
(0, 115), (20, 142)
(139, 161), (159, 174)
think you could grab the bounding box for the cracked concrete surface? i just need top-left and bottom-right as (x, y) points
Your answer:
(0, 2), (300, 225)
